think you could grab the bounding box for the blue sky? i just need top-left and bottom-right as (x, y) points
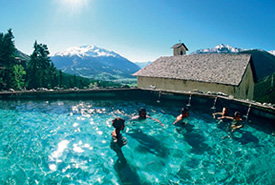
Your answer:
(1, 0), (274, 62)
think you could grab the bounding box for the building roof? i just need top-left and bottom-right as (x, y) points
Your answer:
(171, 43), (189, 51)
(133, 53), (254, 86)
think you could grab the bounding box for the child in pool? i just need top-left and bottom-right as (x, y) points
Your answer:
(111, 118), (127, 147)
(213, 107), (232, 132)
(173, 108), (189, 125)
(222, 111), (244, 139)
(213, 107), (229, 119)
(230, 111), (243, 131)
(221, 111), (244, 132)
(131, 108), (165, 127)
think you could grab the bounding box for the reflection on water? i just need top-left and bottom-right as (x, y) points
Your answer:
(183, 132), (212, 154)
(110, 138), (143, 185)
(127, 128), (169, 157)
(232, 130), (259, 145)
(0, 100), (274, 184)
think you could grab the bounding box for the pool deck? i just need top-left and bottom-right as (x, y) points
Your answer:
(0, 87), (274, 123)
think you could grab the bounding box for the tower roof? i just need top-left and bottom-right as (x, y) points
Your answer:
(171, 43), (189, 51)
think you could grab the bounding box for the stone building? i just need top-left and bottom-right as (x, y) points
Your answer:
(133, 43), (257, 100)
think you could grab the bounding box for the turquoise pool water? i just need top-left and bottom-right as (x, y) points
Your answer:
(0, 100), (274, 184)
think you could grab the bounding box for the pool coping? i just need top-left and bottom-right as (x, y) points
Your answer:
(0, 87), (274, 123)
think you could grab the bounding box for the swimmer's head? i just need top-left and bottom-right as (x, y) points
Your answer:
(112, 118), (125, 130)
(139, 108), (147, 118)
(222, 107), (228, 115)
(181, 108), (189, 115)
(234, 111), (241, 119)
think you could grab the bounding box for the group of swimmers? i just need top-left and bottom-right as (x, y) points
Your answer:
(111, 107), (191, 148)
(111, 106), (244, 148)
(212, 107), (244, 132)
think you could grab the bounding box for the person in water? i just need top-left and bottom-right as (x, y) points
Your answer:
(221, 111), (244, 139)
(111, 117), (127, 147)
(131, 108), (165, 127)
(229, 111), (243, 131)
(213, 107), (232, 133)
(213, 107), (229, 119)
(173, 107), (189, 125)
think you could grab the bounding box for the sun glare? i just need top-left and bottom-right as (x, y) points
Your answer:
(59, 0), (88, 12)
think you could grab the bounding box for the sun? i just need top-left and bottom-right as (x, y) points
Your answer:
(59, 0), (88, 12)
(67, 0), (84, 5)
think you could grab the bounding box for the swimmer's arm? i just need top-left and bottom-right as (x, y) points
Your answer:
(213, 112), (222, 116)
(130, 115), (139, 120)
(147, 116), (165, 127)
(213, 112), (222, 119)
(173, 115), (182, 125)
(231, 124), (243, 132)
(218, 116), (233, 120)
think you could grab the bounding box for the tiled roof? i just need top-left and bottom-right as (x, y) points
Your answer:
(133, 53), (252, 86)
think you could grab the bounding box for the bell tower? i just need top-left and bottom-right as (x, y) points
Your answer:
(171, 43), (188, 56)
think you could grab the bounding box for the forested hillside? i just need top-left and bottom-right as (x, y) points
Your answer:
(0, 29), (121, 91)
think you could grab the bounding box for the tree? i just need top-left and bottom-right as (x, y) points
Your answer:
(73, 74), (77, 87)
(0, 29), (16, 67)
(0, 29), (17, 90)
(11, 64), (26, 90)
(48, 62), (58, 88)
(59, 70), (63, 88)
(27, 41), (53, 89)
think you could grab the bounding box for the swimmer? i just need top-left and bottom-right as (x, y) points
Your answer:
(131, 108), (165, 127)
(222, 111), (244, 139)
(230, 111), (243, 131)
(222, 111), (243, 132)
(173, 108), (189, 125)
(111, 118), (127, 147)
(213, 107), (228, 119)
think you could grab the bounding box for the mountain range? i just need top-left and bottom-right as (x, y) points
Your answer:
(50, 45), (140, 81)
(191, 44), (244, 54)
(15, 44), (274, 83)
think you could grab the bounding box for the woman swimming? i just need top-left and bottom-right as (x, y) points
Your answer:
(131, 108), (165, 127)
(213, 107), (228, 119)
(111, 117), (127, 147)
(173, 108), (189, 125)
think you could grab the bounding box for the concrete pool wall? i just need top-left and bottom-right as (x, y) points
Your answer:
(0, 88), (274, 126)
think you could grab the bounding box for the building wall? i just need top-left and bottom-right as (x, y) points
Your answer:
(234, 63), (255, 100)
(137, 76), (235, 95)
(173, 46), (186, 56)
(137, 63), (255, 100)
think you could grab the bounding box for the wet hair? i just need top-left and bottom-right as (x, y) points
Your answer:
(234, 111), (241, 118)
(139, 108), (146, 116)
(222, 107), (228, 116)
(112, 118), (125, 129)
(181, 107), (189, 115)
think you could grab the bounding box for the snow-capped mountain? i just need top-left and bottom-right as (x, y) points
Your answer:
(53, 45), (120, 58)
(269, 50), (275, 56)
(51, 45), (140, 81)
(191, 44), (244, 54)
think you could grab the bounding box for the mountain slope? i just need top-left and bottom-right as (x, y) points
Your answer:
(51, 45), (140, 81)
(269, 50), (275, 56)
(134, 61), (152, 68)
(14, 49), (30, 61)
(240, 49), (275, 81)
(191, 44), (275, 81)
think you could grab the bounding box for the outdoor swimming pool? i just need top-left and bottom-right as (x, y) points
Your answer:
(0, 99), (274, 184)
